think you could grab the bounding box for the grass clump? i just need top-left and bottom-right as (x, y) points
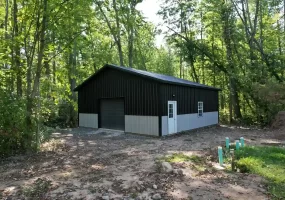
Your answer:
(235, 146), (285, 199)
(21, 178), (52, 199)
(159, 153), (207, 172)
(161, 153), (203, 163)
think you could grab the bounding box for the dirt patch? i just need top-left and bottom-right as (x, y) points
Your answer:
(0, 126), (283, 200)
(271, 111), (285, 130)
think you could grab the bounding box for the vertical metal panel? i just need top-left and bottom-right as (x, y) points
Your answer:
(79, 113), (98, 128)
(125, 115), (159, 136)
(161, 111), (218, 135)
(161, 116), (168, 136)
(177, 112), (219, 132)
(160, 83), (219, 116)
(78, 68), (160, 116)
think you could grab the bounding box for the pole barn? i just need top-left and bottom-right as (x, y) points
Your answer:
(74, 64), (220, 136)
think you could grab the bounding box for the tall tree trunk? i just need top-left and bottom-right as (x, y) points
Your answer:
(277, 20), (283, 79)
(259, 1), (264, 79)
(180, 55), (183, 79)
(222, 1), (242, 122)
(31, 0), (47, 98)
(283, 0), (285, 79)
(128, 26), (134, 67)
(128, 1), (135, 67)
(68, 41), (77, 127)
(52, 33), (56, 85)
(232, 0), (282, 82)
(97, 1), (124, 66)
(211, 22), (216, 86)
(179, 7), (183, 78)
(191, 62), (199, 83)
(221, 75), (225, 110)
(26, 0), (47, 129)
(4, 0), (11, 91)
(4, 0), (9, 43)
(13, 0), (22, 97)
(200, 11), (205, 84)
(229, 77), (242, 120)
(113, 0), (124, 66)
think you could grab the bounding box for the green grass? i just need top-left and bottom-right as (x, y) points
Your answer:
(159, 153), (207, 172)
(161, 153), (203, 163)
(235, 146), (285, 199)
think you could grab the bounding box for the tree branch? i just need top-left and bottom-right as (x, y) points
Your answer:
(167, 26), (228, 74)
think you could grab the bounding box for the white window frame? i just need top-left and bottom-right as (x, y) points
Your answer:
(198, 101), (203, 117)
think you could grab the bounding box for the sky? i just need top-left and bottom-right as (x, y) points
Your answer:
(136, 0), (165, 46)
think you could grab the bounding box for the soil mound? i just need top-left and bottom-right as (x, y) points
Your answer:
(271, 111), (285, 130)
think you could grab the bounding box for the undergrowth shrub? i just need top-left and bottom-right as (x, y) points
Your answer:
(21, 178), (52, 199)
(0, 91), (36, 157)
(252, 81), (285, 125)
(0, 89), (61, 157)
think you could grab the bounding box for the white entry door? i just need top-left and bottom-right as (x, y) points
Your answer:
(168, 101), (177, 134)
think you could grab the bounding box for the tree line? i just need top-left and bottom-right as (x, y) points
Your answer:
(159, 0), (285, 124)
(0, 0), (285, 156)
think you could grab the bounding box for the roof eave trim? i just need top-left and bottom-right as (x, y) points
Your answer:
(73, 64), (221, 91)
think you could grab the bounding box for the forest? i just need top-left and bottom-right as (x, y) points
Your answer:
(0, 0), (285, 156)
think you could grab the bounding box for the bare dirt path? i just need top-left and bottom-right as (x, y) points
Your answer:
(1, 126), (284, 200)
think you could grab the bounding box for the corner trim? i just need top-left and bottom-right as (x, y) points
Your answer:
(159, 116), (162, 136)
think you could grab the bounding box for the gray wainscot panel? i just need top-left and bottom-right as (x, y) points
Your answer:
(162, 112), (218, 135)
(79, 113), (98, 128)
(125, 115), (159, 136)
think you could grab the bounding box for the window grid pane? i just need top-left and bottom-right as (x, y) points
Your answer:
(169, 103), (174, 118)
(198, 102), (203, 117)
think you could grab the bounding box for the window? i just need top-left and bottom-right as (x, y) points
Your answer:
(198, 101), (203, 117)
(168, 104), (173, 118)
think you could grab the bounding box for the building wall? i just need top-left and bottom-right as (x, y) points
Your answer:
(125, 115), (159, 136)
(160, 84), (219, 116)
(161, 111), (218, 136)
(78, 114), (159, 135)
(78, 68), (160, 116)
(79, 113), (98, 128)
(77, 66), (219, 135)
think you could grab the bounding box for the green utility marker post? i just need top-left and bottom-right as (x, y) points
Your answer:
(218, 146), (223, 166)
(240, 137), (245, 147)
(225, 137), (230, 149)
(235, 140), (240, 150)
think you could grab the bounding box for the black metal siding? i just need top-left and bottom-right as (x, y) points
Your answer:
(160, 83), (219, 116)
(78, 68), (160, 116)
(78, 67), (219, 118)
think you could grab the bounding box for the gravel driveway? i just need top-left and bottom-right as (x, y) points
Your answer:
(1, 125), (284, 200)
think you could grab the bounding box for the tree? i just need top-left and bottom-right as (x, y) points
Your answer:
(159, 0), (285, 124)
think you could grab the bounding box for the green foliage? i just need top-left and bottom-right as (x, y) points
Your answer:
(159, 0), (285, 125)
(252, 81), (285, 125)
(1, 0), (285, 157)
(0, 0), (168, 157)
(235, 146), (285, 199)
(0, 89), (53, 157)
(0, 90), (35, 157)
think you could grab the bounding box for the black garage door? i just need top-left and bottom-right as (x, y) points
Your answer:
(100, 98), (125, 130)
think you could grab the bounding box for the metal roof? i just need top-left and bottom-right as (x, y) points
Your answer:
(74, 64), (221, 91)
